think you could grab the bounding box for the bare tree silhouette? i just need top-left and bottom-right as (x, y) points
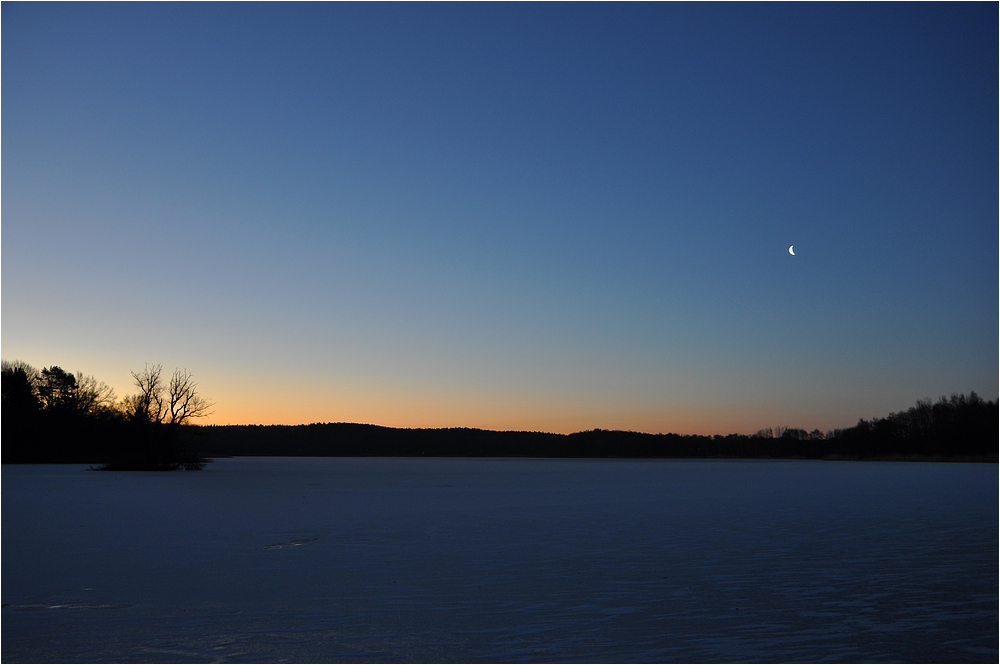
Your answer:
(126, 364), (213, 425)
(167, 368), (214, 424)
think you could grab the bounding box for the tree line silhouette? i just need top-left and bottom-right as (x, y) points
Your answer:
(2, 359), (996, 466)
(195, 392), (995, 462)
(2, 360), (211, 469)
(181, 394), (997, 462)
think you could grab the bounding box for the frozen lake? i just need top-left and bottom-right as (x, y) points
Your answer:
(3, 457), (997, 662)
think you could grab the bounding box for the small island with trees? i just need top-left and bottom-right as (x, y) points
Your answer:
(2, 359), (996, 468)
(2, 361), (211, 470)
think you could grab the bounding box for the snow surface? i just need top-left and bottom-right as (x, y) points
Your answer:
(3, 457), (997, 662)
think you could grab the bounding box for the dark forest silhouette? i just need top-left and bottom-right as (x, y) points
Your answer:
(195, 392), (996, 462)
(2, 359), (996, 466)
(1, 361), (211, 470)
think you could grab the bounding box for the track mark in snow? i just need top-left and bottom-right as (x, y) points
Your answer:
(264, 537), (319, 550)
(4, 602), (132, 611)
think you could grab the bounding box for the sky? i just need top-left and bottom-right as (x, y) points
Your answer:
(2, 3), (997, 435)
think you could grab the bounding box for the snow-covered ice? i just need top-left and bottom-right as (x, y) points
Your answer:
(3, 457), (997, 662)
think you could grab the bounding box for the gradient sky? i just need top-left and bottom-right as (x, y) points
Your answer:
(3, 3), (997, 435)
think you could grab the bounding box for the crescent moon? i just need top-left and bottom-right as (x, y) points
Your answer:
(788, 245), (795, 256)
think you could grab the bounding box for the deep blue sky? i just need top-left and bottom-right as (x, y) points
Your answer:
(3, 3), (996, 433)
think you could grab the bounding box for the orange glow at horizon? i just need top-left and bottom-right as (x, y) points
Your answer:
(200, 388), (839, 437)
